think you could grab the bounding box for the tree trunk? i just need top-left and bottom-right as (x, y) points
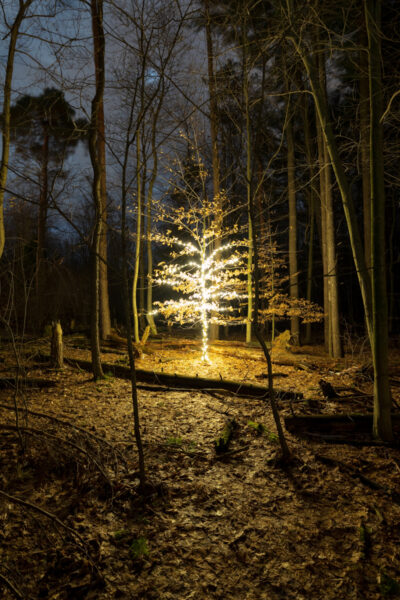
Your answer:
(293, 40), (373, 341)
(89, 0), (105, 381)
(205, 0), (221, 342)
(359, 27), (372, 273)
(146, 111), (159, 336)
(250, 171), (290, 462)
(120, 136), (146, 495)
(98, 99), (111, 340)
(132, 129), (142, 344)
(317, 50), (342, 357)
(324, 136), (342, 357)
(36, 127), (49, 299)
(290, 13), (390, 439)
(0, 1), (34, 260)
(286, 115), (300, 345)
(365, 0), (392, 440)
(139, 156), (147, 334)
(316, 117), (329, 351)
(242, 26), (253, 345)
(91, 0), (111, 340)
(117, 73), (146, 489)
(302, 96), (316, 345)
(324, 137), (342, 358)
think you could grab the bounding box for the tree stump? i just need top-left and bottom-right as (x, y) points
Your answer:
(51, 321), (64, 369)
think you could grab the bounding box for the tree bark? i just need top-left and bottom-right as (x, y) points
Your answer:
(316, 116), (329, 351)
(302, 96), (316, 345)
(323, 137), (342, 358)
(146, 107), (160, 336)
(242, 25), (253, 345)
(132, 129), (142, 344)
(98, 107), (111, 340)
(286, 114), (300, 345)
(365, 0), (392, 440)
(359, 27), (372, 273)
(0, 0), (34, 260)
(89, 0), (105, 380)
(94, 11), (111, 341)
(36, 126), (49, 299)
(118, 70), (146, 490)
(205, 0), (221, 342)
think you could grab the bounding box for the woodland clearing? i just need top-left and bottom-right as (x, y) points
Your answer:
(1, 335), (400, 599)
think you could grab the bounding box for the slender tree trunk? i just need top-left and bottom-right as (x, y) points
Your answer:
(89, 0), (105, 380)
(359, 28), (372, 273)
(118, 80), (146, 490)
(293, 41), (373, 341)
(302, 96), (316, 345)
(250, 183), (290, 462)
(316, 49), (342, 357)
(365, 0), (392, 440)
(139, 166), (146, 334)
(93, 10), (111, 341)
(290, 11), (390, 439)
(146, 111), (159, 336)
(242, 26), (253, 344)
(324, 138), (342, 357)
(314, 51), (342, 358)
(317, 121), (329, 352)
(121, 146), (146, 493)
(255, 157), (267, 330)
(205, 0), (221, 342)
(132, 130), (141, 344)
(0, 0), (34, 260)
(388, 196), (396, 332)
(98, 108), (111, 340)
(286, 115), (300, 345)
(36, 127), (49, 299)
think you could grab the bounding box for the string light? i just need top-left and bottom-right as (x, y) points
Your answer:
(152, 237), (246, 363)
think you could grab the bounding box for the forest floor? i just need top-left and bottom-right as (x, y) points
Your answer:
(1, 333), (400, 599)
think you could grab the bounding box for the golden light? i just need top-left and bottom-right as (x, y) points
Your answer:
(152, 238), (245, 362)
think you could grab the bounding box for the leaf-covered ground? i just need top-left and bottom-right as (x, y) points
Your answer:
(1, 335), (400, 599)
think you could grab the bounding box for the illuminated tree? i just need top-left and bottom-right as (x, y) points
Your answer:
(152, 211), (246, 361)
(151, 142), (323, 361)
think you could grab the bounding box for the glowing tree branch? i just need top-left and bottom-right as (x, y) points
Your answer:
(152, 233), (245, 361)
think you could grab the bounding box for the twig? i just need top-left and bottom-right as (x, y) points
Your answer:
(0, 572), (25, 600)
(0, 403), (127, 469)
(145, 441), (208, 460)
(214, 444), (250, 460)
(205, 403), (232, 416)
(0, 489), (86, 546)
(315, 453), (400, 506)
(0, 424), (111, 484)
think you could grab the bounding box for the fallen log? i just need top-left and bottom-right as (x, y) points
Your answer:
(271, 358), (317, 371)
(58, 355), (302, 400)
(285, 413), (400, 436)
(0, 377), (56, 389)
(209, 345), (265, 362)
